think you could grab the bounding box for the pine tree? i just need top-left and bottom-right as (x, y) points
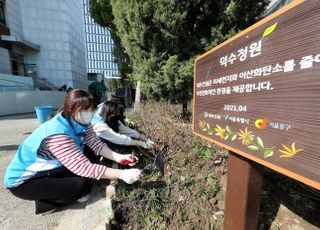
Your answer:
(90, 0), (268, 115)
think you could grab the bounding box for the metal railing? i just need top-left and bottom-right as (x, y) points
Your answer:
(0, 75), (60, 92)
(34, 77), (59, 91)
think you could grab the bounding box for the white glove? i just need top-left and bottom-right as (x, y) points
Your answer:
(146, 139), (155, 148)
(119, 169), (141, 184)
(139, 141), (149, 149)
(133, 140), (149, 149)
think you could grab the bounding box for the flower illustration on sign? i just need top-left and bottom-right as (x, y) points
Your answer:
(214, 125), (226, 139)
(198, 120), (303, 159)
(199, 120), (207, 130)
(279, 142), (304, 158)
(237, 127), (254, 145)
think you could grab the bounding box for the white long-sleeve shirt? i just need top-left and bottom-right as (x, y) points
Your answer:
(93, 121), (141, 146)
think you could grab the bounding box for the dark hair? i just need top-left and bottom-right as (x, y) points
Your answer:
(110, 98), (126, 124)
(100, 101), (121, 132)
(57, 89), (94, 122)
(100, 101), (120, 119)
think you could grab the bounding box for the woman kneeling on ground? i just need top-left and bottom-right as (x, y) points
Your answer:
(91, 100), (154, 150)
(4, 89), (141, 215)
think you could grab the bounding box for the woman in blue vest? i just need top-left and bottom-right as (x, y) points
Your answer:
(4, 89), (141, 215)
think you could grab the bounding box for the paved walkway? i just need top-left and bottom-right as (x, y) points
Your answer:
(0, 113), (113, 230)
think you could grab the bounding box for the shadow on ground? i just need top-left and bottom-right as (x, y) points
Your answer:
(259, 169), (320, 229)
(51, 180), (111, 214)
(0, 145), (19, 151)
(0, 113), (37, 120)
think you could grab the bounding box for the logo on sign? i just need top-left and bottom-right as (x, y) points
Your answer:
(255, 118), (268, 129)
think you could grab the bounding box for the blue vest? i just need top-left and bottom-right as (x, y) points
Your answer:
(4, 112), (87, 188)
(91, 103), (106, 126)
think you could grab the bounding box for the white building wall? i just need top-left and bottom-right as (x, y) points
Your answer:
(15, 0), (87, 89)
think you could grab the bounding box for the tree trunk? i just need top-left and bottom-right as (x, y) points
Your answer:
(182, 102), (188, 119)
(124, 80), (132, 108)
(134, 80), (141, 111)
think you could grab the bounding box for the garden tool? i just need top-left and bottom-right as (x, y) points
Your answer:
(141, 150), (165, 177)
(136, 145), (155, 160)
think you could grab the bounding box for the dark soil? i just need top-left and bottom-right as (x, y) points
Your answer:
(110, 103), (320, 230)
(111, 142), (228, 229)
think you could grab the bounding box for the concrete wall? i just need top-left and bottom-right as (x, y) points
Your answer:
(0, 91), (66, 116)
(0, 73), (33, 92)
(0, 48), (11, 74)
(5, 0), (24, 39)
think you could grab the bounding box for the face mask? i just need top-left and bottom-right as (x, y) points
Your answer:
(75, 111), (95, 125)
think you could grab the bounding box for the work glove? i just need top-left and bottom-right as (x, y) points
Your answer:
(145, 139), (155, 149)
(132, 140), (149, 149)
(119, 169), (141, 184)
(114, 154), (138, 166)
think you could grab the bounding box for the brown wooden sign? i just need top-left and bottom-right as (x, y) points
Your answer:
(193, 0), (320, 190)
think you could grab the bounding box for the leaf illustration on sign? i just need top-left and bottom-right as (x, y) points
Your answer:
(279, 142), (303, 158)
(225, 125), (238, 141)
(248, 145), (259, 151)
(256, 136), (264, 148)
(262, 22), (278, 38)
(198, 121), (303, 159)
(263, 148), (274, 158)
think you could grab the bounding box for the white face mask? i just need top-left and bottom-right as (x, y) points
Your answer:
(75, 111), (95, 125)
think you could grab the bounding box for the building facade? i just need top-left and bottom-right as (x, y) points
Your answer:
(265, 0), (293, 16)
(0, 0), (88, 91)
(83, 0), (119, 79)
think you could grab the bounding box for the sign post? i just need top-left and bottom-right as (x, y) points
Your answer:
(224, 152), (263, 230)
(192, 0), (320, 228)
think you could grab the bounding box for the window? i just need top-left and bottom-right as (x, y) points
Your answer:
(0, 1), (6, 25)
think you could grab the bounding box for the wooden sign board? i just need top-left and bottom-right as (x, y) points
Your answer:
(193, 0), (320, 190)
